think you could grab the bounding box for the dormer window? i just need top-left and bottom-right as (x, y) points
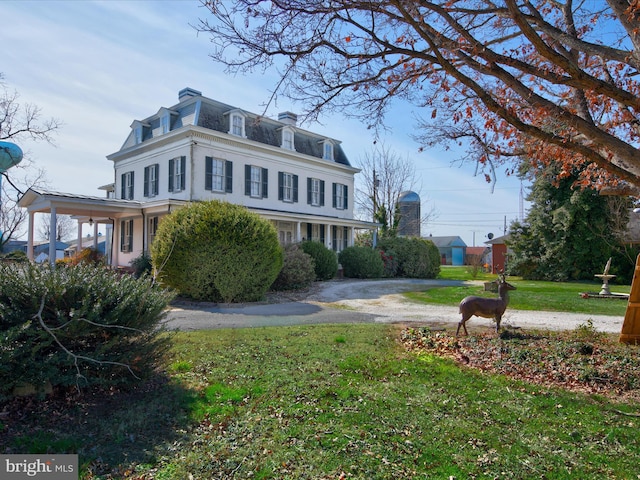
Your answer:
(161, 114), (170, 134)
(228, 110), (246, 137)
(281, 127), (295, 150)
(130, 120), (148, 145)
(158, 107), (177, 135)
(322, 140), (334, 161)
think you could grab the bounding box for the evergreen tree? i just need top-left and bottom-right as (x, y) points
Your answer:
(509, 165), (623, 281)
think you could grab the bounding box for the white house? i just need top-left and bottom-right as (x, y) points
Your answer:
(18, 88), (377, 267)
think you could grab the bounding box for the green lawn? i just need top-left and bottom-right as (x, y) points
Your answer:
(415, 266), (631, 316)
(3, 268), (639, 479)
(4, 324), (639, 479)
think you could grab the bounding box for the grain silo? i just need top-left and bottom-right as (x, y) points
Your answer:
(397, 190), (421, 237)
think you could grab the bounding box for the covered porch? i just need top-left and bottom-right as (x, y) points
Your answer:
(17, 189), (143, 266)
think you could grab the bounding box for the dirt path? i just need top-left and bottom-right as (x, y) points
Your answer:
(305, 279), (624, 334)
(166, 278), (625, 334)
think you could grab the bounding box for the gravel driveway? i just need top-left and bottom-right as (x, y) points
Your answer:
(164, 278), (624, 334)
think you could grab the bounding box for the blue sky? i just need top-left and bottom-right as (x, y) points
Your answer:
(1, 0), (528, 246)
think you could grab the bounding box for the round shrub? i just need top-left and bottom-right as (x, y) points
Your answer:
(0, 262), (174, 398)
(271, 243), (316, 291)
(301, 240), (338, 280)
(338, 246), (384, 279)
(376, 237), (440, 278)
(151, 200), (283, 302)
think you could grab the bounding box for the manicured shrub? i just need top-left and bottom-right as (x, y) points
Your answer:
(338, 246), (384, 279)
(271, 243), (316, 291)
(301, 240), (338, 280)
(376, 237), (440, 278)
(0, 262), (174, 399)
(151, 200), (283, 302)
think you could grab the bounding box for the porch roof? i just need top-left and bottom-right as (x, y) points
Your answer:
(17, 188), (143, 218)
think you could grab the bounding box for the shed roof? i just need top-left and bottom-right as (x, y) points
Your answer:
(427, 236), (467, 247)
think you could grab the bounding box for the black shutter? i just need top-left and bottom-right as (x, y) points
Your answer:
(153, 164), (159, 195)
(120, 220), (125, 251)
(293, 175), (298, 203)
(306, 223), (312, 240)
(121, 173), (126, 199)
(168, 158), (174, 192)
(129, 172), (134, 199)
(319, 180), (325, 206)
(278, 172), (284, 200)
(180, 156), (186, 191)
(320, 225), (325, 244)
(332, 183), (337, 208)
(144, 167), (149, 197)
(307, 178), (312, 204)
(344, 185), (348, 209)
(205, 157), (212, 191)
(225, 161), (233, 193)
(245, 165), (251, 196)
(262, 168), (268, 198)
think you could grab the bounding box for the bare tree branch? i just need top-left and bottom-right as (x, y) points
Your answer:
(0, 77), (59, 248)
(197, 1), (640, 192)
(34, 295), (141, 392)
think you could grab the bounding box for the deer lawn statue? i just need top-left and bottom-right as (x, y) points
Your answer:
(457, 275), (517, 336)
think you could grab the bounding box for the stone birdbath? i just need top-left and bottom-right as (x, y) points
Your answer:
(594, 257), (615, 295)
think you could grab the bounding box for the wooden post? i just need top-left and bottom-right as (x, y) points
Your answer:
(620, 254), (640, 345)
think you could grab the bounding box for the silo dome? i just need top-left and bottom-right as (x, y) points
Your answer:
(399, 191), (420, 203)
(397, 191), (421, 237)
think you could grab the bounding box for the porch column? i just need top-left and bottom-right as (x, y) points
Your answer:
(49, 206), (57, 265)
(93, 222), (98, 250)
(325, 223), (332, 249)
(27, 211), (34, 261)
(295, 222), (301, 243)
(77, 221), (82, 257)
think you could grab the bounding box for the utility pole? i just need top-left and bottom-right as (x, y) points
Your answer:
(372, 169), (379, 222)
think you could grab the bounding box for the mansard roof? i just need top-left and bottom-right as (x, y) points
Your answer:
(115, 88), (352, 166)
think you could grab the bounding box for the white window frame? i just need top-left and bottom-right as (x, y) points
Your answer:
(161, 114), (170, 134)
(281, 128), (295, 150)
(230, 112), (246, 137)
(250, 165), (262, 198)
(311, 178), (321, 206)
(131, 120), (147, 145)
(122, 171), (134, 200)
(172, 157), (184, 192)
(282, 172), (294, 202)
(323, 141), (334, 160)
(335, 183), (347, 210)
(210, 158), (225, 192)
(144, 164), (159, 198)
